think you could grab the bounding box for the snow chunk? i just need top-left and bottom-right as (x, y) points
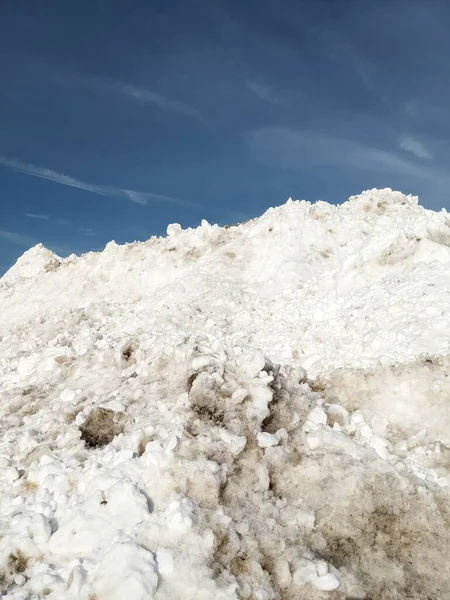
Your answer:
(167, 223), (182, 236)
(306, 435), (322, 450)
(191, 355), (210, 370)
(247, 376), (273, 422)
(313, 573), (340, 591)
(59, 388), (77, 404)
(293, 559), (317, 586)
(5, 467), (20, 481)
(49, 480), (150, 558)
(326, 404), (349, 427)
(231, 387), (248, 403)
(257, 431), (281, 448)
(220, 430), (247, 455)
(92, 542), (158, 600)
(307, 406), (328, 426)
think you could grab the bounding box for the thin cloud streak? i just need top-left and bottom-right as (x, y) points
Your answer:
(25, 213), (50, 220)
(117, 81), (205, 122)
(55, 71), (205, 122)
(246, 128), (450, 189)
(321, 27), (389, 107)
(246, 80), (282, 104)
(26, 213), (96, 235)
(0, 156), (199, 208)
(26, 213), (75, 227)
(79, 227), (94, 235)
(246, 128), (425, 176)
(399, 135), (432, 160)
(348, 48), (387, 104)
(0, 155), (147, 204)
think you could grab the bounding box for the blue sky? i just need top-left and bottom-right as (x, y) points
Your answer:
(1, 0), (450, 273)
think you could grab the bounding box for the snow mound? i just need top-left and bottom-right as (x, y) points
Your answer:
(0, 188), (449, 599)
(2, 244), (62, 283)
(346, 187), (419, 210)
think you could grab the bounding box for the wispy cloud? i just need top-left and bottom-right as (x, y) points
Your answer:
(79, 227), (94, 236)
(0, 230), (36, 247)
(246, 80), (282, 104)
(246, 128), (450, 202)
(26, 212), (76, 229)
(348, 48), (386, 103)
(25, 213), (50, 220)
(399, 135), (432, 159)
(116, 81), (204, 122)
(26, 212), (96, 236)
(321, 28), (388, 106)
(405, 99), (419, 117)
(0, 156), (199, 208)
(246, 127), (427, 176)
(56, 72), (205, 122)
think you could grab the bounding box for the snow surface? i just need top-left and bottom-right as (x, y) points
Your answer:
(0, 188), (449, 599)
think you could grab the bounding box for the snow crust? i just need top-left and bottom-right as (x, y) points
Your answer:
(0, 188), (449, 599)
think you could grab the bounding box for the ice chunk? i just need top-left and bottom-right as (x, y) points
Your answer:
(257, 431), (281, 448)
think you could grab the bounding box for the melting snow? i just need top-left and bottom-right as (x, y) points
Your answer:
(0, 188), (450, 599)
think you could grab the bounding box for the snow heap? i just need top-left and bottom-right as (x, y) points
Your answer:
(0, 188), (449, 599)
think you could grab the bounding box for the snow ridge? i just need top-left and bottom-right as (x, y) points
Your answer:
(0, 188), (449, 599)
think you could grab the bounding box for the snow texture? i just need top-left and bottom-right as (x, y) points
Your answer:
(0, 188), (449, 599)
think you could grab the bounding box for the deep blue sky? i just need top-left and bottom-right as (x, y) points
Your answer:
(1, 0), (450, 273)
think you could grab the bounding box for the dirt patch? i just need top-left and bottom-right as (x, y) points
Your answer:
(121, 341), (136, 363)
(0, 550), (30, 593)
(8, 551), (28, 574)
(45, 259), (61, 272)
(79, 407), (129, 448)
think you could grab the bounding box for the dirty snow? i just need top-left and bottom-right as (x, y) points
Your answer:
(0, 188), (449, 599)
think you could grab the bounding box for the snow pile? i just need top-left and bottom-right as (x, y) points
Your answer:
(0, 188), (449, 599)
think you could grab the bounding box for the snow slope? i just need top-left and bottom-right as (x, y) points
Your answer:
(0, 188), (449, 599)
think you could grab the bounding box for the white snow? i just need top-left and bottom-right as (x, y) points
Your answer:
(0, 188), (450, 599)
(91, 542), (158, 600)
(256, 431), (282, 448)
